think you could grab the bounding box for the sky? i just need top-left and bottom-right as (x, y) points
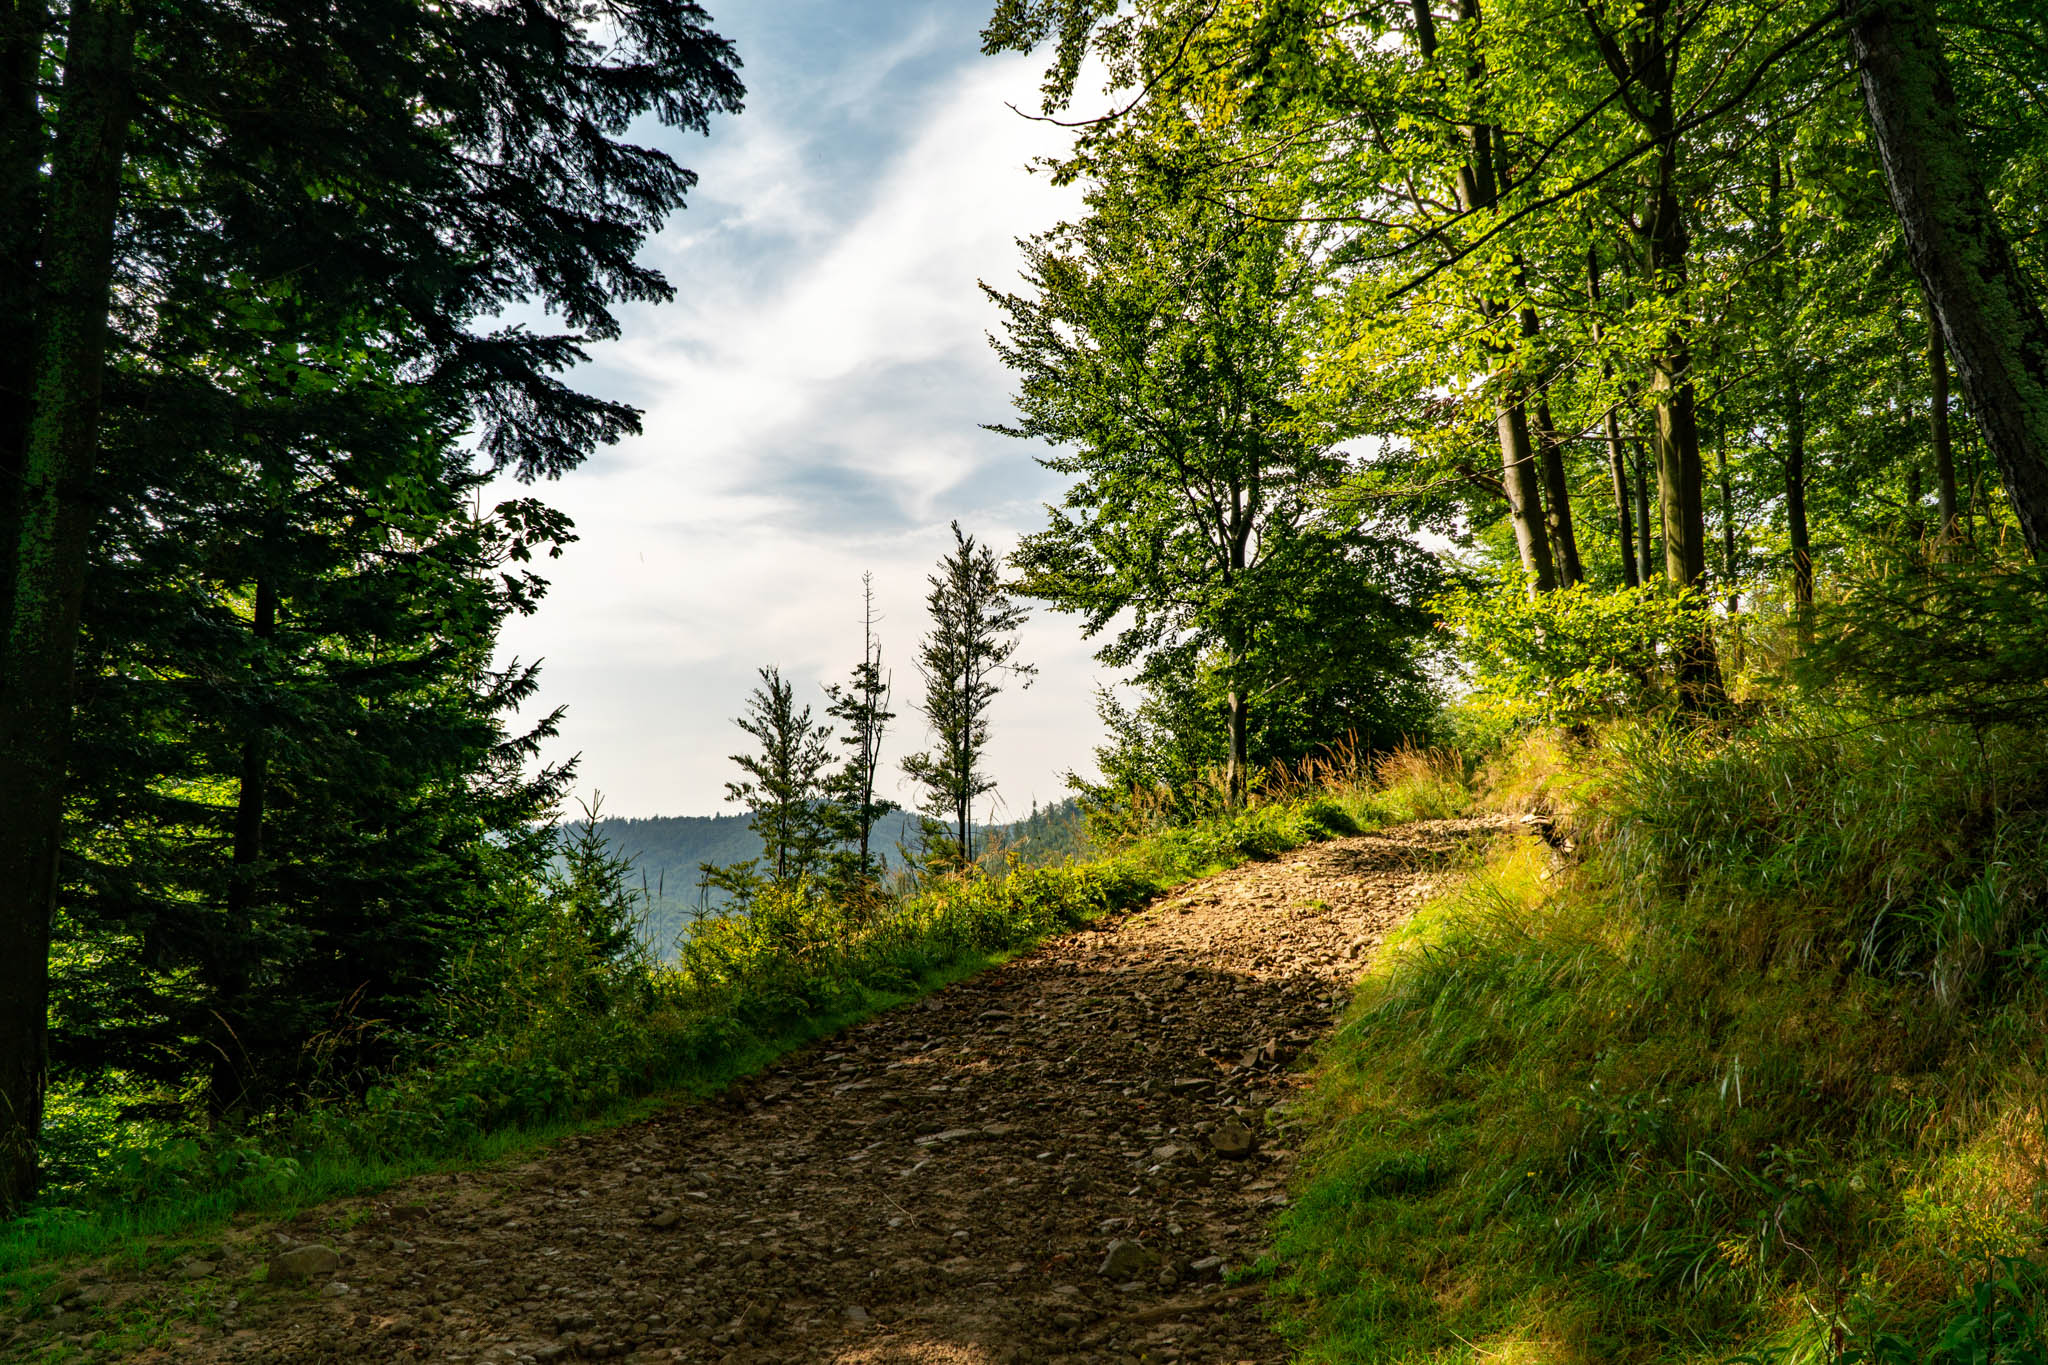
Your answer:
(490, 1), (1119, 820)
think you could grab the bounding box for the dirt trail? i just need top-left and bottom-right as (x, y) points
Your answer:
(26, 818), (1495, 1365)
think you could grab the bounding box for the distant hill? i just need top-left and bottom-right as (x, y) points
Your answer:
(576, 800), (1092, 958)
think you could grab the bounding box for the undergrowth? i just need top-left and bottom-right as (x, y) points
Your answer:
(1, 747), (1466, 1289)
(1273, 712), (2048, 1363)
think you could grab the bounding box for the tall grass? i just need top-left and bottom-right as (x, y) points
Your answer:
(1273, 712), (2048, 1363)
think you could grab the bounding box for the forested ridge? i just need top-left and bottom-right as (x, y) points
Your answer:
(4, 0), (2048, 1360)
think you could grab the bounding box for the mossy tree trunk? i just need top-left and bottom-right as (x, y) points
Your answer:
(1849, 0), (2048, 563)
(0, 0), (136, 1213)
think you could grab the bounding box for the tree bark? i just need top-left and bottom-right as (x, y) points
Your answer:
(1785, 381), (1813, 634)
(1412, 0), (1554, 594)
(213, 571), (277, 1114)
(1927, 300), (1959, 540)
(1588, 248), (1637, 587)
(1848, 0), (2048, 562)
(1225, 683), (1248, 807)
(0, 0), (50, 635)
(1634, 438), (1656, 583)
(1528, 361), (1583, 587)
(0, 0), (136, 1213)
(1717, 426), (1742, 675)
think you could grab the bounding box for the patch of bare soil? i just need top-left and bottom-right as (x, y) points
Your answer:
(21, 817), (1497, 1365)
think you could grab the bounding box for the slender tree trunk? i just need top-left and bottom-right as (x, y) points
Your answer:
(1588, 248), (1638, 587)
(1849, 0), (2048, 562)
(1717, 429), (1742, 675)
(1785, 382), (1813, 639)
(0, 0), (136, 1213)
(1927, 301), (1959, 540)
(1906, 463), (1925, 545)
(1412, 0), (1554, 593)
(1717, 424), (1737, 610)
(1225, 681), (1248, 806)
(1607, 410), (1638, 588)
(1530, 385), (1583, 587)
(1634, 439), (1656, 583)
(214, 572), (277, 1114)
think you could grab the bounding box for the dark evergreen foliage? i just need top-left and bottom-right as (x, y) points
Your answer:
(1, 0), (742, 1201)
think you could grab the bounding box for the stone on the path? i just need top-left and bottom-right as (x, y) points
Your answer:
(647, 1206), (682, 1229)
(267, 1244), (342, 1282)
(842, 1304), (871, 1323)
(318, 1281), (350, 1298)
(1210, 1117), (1257, 1159)
(1190, 1255), (1226, 1279)
(1099, 1239), (1155, 1278)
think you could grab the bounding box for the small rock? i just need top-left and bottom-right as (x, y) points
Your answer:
(647, 1208), (682, 1229)
(1190, 1255), (1226, 1279)
(268, 1244), (343, 1282)
(841, 1305), (871, 1323)
(318, 1281), (351, 1298)
(1099, 1240), (1155, 1278)
(179, 1259), (217, 1280)
(1209, 1117), (1256, 1159)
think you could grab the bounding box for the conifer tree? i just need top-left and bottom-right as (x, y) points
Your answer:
(0, 0), (742, 1207)
(724, 667), (836, 885)
(902, 525), (1035, 868)
(823, 574), (898, 886)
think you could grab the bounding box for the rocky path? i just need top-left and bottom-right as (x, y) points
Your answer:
(26, 818), (1494, 1365)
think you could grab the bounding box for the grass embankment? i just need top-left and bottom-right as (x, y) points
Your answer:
(1, 757), (1464, 1293)
(1273, 715), (2048, 1363)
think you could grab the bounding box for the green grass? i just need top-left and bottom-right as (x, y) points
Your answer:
(2, 762), (1462, 1313)
(1270, 713), (2048, 1363)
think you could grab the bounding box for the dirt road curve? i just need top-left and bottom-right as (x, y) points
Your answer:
(30, 818), (1493, 1365)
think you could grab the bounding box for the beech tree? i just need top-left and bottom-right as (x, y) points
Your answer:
(988, 142), (1361, 799)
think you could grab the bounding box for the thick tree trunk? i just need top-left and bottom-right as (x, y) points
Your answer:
(1497, 397), (1556, 593)
(0, 0), (135, 1213)
(0, 0), (49, 634)
(1849, 0), (2048, 562)
(1927, 302), (1959, 540)
(1643, 134), (1719, 698)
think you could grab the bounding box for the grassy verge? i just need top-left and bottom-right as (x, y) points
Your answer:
(1271, 713), (2048, 1362)
(2, 757), (1463, 1299)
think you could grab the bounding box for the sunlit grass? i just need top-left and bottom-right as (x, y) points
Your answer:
(1272, 714), (2048, 1363)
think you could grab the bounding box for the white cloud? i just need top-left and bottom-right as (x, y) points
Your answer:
(492, 12), (1115, 817)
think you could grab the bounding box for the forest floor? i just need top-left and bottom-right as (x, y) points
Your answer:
(17, 816), (1497, 1365)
